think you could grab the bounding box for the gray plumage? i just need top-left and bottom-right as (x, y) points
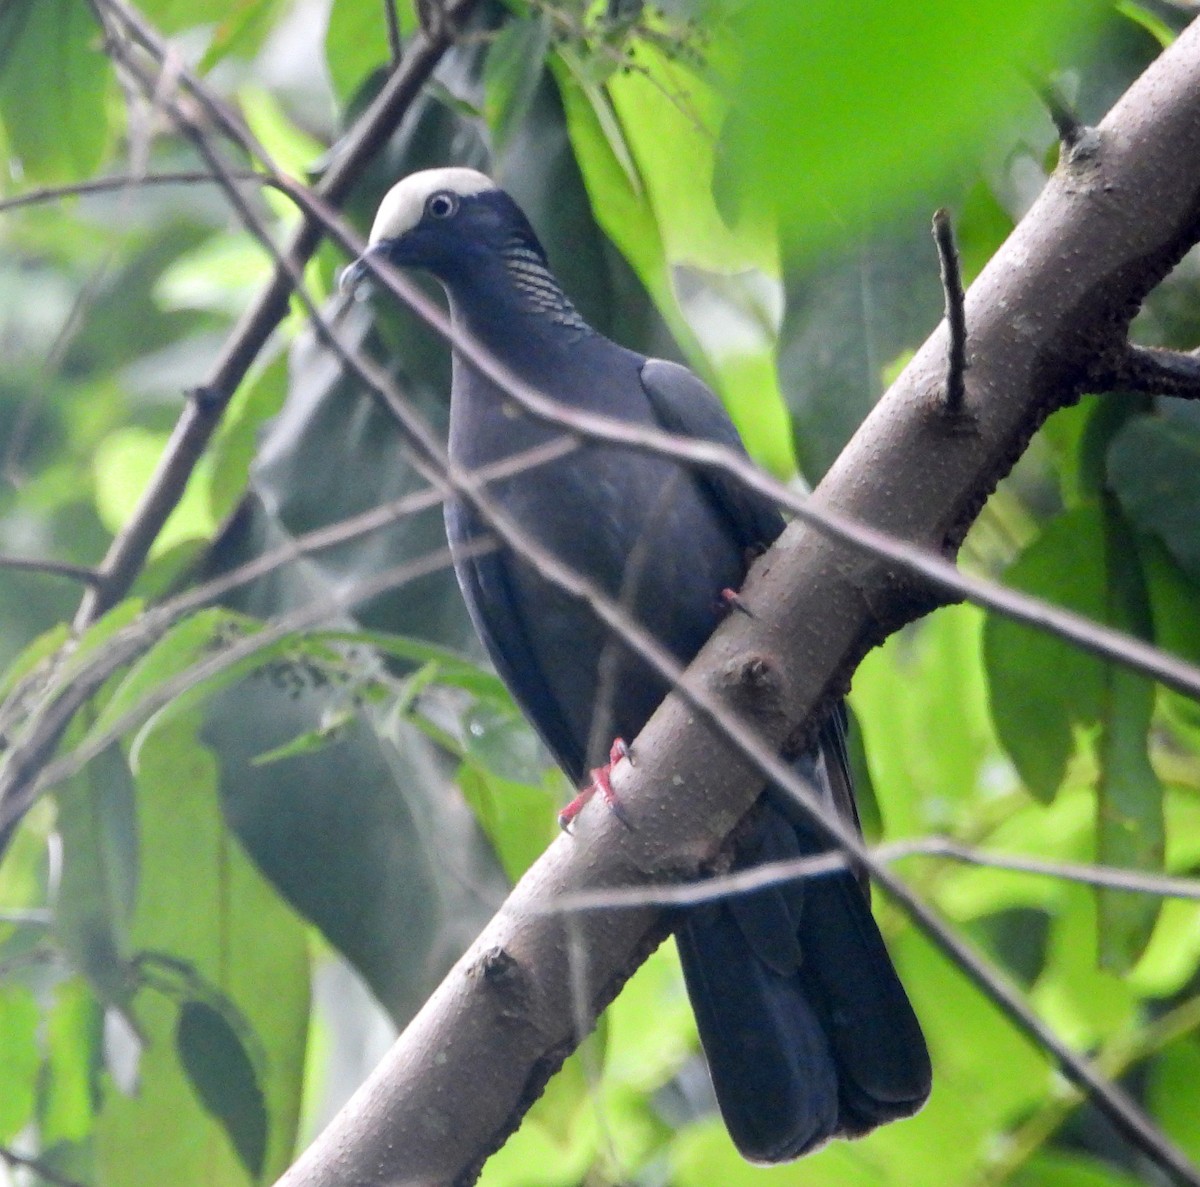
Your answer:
(349, 168), (931, 1161)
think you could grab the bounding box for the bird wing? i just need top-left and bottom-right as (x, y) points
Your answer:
(446, 500), (588, 783)
(639, 358), (787, 553)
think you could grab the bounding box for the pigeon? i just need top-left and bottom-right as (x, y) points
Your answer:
(345, 167), (930, 1161)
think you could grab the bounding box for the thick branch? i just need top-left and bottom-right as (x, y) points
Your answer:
(276, 21), (1200, 1187)
(1096, 342), (1200, 397)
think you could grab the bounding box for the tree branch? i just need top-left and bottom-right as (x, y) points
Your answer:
(932, 207), (969, 420)
(74, 0), (482, 627)
(274, 23), (1200, 1187)
(7, 10), (1200, 1176)
(1095, 341), (1200, 398)
(0, 555), (101, 585)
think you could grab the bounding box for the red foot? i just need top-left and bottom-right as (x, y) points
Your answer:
(558, 739), (634, 832)
(719, 587), (754, 617)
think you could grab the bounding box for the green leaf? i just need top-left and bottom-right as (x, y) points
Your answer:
(94, 710), (309, 1186)
(458, 761), (558, 881)
(209, 351), (290, 524)
(0, 983), (39, 1141)
(984, 506), (1104, 800)
(93, 428), (218, 554)
(0, 0), (111, 183)
(484, 16), (551, 156)
(83, 607), (241, 756)
(325, 0), (415, 105)
(54, 742), (139, 1009)
(1014, 1150), (1155, 1187)
(197, 0), (284, 71)
(0, 622), (70, 700)
(854, 605), (996, 837)
(724, 0), (1097, 260)
(41, 977), (101, 1145)
(984, 503), (1163, 969)
(1108, 414), (1200, 582)
(1115, 0), (1177, 48)
(176, 1000), (269, 1179)
(138, 0), (237, 34)
(1093, 513), (1163, 970)
(1148, 1038), (1200, 1165)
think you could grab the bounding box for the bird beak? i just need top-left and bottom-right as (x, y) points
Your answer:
(339, 242), (388, 299)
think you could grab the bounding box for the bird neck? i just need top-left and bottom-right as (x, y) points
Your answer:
(442, 228), (595, 373)
(494, 230), (589, 333)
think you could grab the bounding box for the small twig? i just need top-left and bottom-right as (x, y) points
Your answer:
(384, 0), (403, 64)
(0, 555), (102, 585)
(1032, 76), (1087, 149)
(548, 835), (1200, 913)
(0, 169), (268, 215)
(75, 0), (483, 627)
(0, 541), (494, 838)
(1098, 343), (1200, 399)
(932, 207), (969, 419)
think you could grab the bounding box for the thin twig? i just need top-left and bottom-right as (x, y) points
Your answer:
(975, 993), (1200, 1187)
(83, 0), (1200, 711)
(0, 541), (494, 838)
(384, 0), (403, 64)
(0, 169), (269, 215)
(548, 835), (1200, 913)
(16, 8), (1200, 1180)
(0, 555), (102, 585)
(76, 0), (483, 627)
(932, 207), (969, 419)
(1098, 342), (1200, 398)
(1032, 75), (1087, 150)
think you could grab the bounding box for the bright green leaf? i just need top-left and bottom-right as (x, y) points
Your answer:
(95, 710), (308, 1186)
(93, 428), (218, 554)
(725, 0), (1097, 260)
(41, 977), (100, 1144)
(0, 983), (39, 1141)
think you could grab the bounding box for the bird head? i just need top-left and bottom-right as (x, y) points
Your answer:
(342, 167), (522, 295)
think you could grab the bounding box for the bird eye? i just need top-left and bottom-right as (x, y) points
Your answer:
(426, 191), (458, 219)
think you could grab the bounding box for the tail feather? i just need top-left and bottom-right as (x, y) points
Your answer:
(675, 734), (930, 1162)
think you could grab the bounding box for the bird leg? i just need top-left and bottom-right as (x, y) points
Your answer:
(719, 587), (755, 618)
(558, 738), (634, 832)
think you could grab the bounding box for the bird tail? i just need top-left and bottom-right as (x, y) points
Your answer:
(675, 726), (930, 1163)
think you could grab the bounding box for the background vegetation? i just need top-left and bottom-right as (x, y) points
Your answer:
(2, 1), (1200, 1185)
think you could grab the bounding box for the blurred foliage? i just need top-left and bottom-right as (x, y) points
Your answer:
(1, 1), (1200, 1185)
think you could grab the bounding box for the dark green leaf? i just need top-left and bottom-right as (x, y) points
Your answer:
(1108, 414), (1200, 582)
(983, 503), (1163, 967)
(484, 16), (551, 155)
(176, 1000), (268, 1178)
(0, 0), (112, 183)
(54, 743), (139, 1009)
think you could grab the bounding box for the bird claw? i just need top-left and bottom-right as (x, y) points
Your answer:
(558, 738), (634, 832)
(719, 587), (755, 618)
